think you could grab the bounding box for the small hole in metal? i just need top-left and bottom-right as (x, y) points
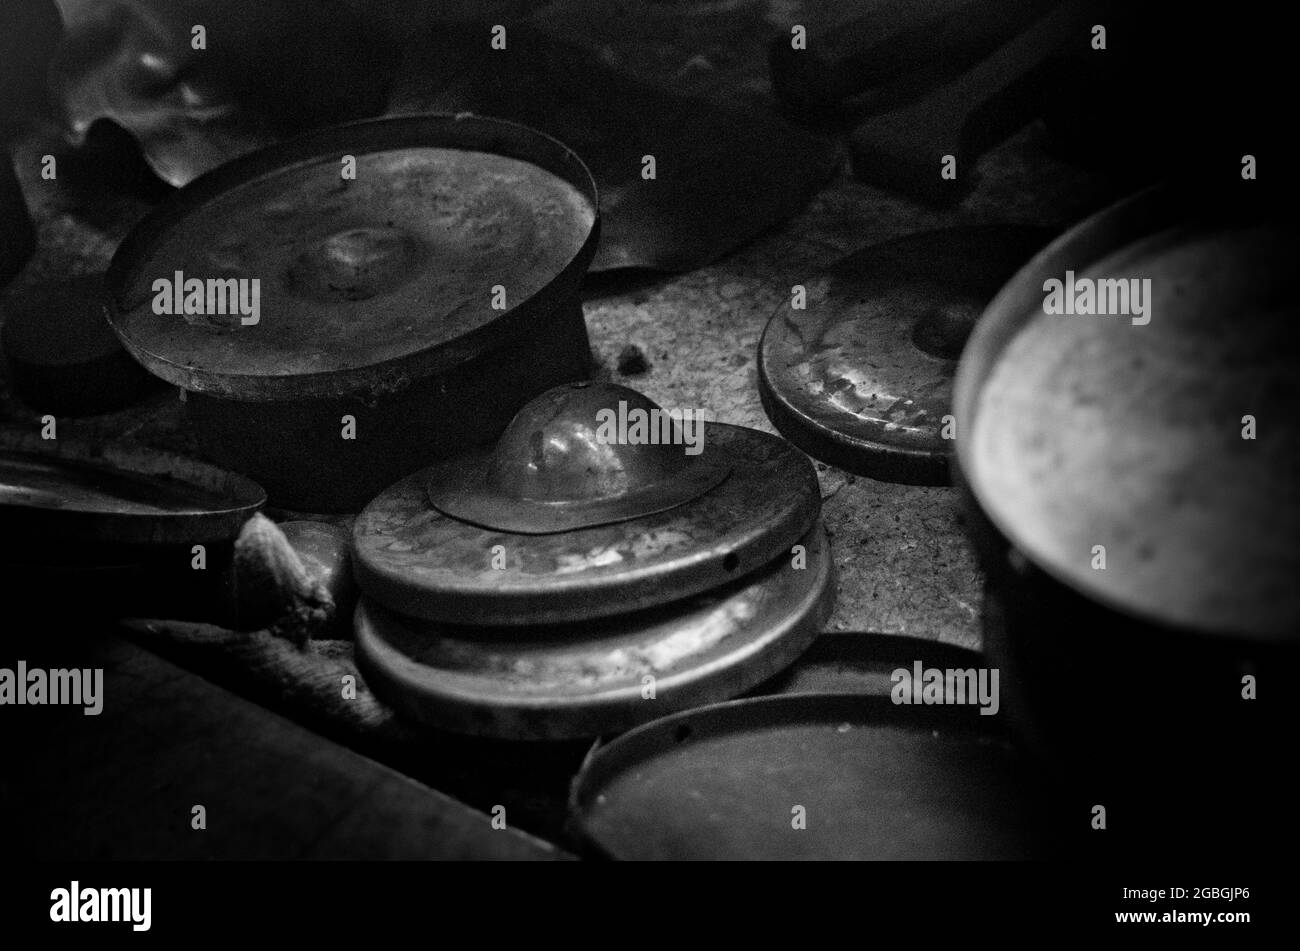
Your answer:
(722, 553), (739, 572)
(674, 724), (693, 744)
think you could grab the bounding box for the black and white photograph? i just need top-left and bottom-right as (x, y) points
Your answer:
(0, 0), (1292, 935)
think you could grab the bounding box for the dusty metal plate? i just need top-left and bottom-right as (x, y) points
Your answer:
(758, 226), (1049, 484)
(354, 523), (832, 741)
(353, 422), (820, 626)
(0, 429), (265, 552)
(570, 691), (1052, 860)
(106, 114), (599, 400)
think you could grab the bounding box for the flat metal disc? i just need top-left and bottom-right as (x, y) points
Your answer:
(570, 691), (1053, 860)
(106, 114), (599, 400)
(354, 523), (832, 741)
(352, 423), (820, 626)
(758, 226), (1050, 484)
(0, 428), (265, 556)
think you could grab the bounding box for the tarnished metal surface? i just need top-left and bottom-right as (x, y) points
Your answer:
(954, 187), (1297, 805)
(758, 226), (1048, 484)
(354, 522), (832, 741)
(0, 427), (264, 549)
(956, 188), (1298, 640)
(99, 114), (599, 512)
(354, 422), (820, 625)
(107, 115), (598, 400)
(427, 382), (730, 534)
(569, 691), (1051, 860)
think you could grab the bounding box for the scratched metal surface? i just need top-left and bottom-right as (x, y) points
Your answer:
(351, 423), (819, 626)
(352, 523), (831, 740)
(756, 225), (1052, 484)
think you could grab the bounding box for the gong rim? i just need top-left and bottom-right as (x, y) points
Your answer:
(353, 522), (832, 741)
(757, 226), (1051, 485)
(105, 112), (600, 402)
(352, 422), (821, 626)
(0, 427), (265, 551)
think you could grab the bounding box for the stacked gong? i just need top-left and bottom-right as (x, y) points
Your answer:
(349, 380), (832, 741)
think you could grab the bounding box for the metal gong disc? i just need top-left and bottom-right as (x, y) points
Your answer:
(105, 114), (599, 401)
(354, 523), (832, 741)
(569, 691), (1054, 860)
(353, 423), (820, 626)
(757, 226), (1050, 484)
(0, 428), (265, 558)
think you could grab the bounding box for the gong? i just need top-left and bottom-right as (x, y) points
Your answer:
(353, 523), (832, 741)
(569, 690), (1054, 860)
(106, 116), (597, 399)
(352, 383), (822, 626)
(0, 428), (264, 560)
(103, 114), (601, 511)
(758, 226), (1050, 484)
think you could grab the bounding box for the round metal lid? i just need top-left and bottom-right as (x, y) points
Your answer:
(353, 422), (820, 626)
(569, 691), (1053, 860)
(758, 226), (1049, 484)
(426, 381), (730, 534)
(0, 428), (265, 556)
(354, 522), (832, 741)
(106, 114), (599, 401)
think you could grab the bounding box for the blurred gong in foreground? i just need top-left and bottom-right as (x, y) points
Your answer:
(953, 185), (1296, 847)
